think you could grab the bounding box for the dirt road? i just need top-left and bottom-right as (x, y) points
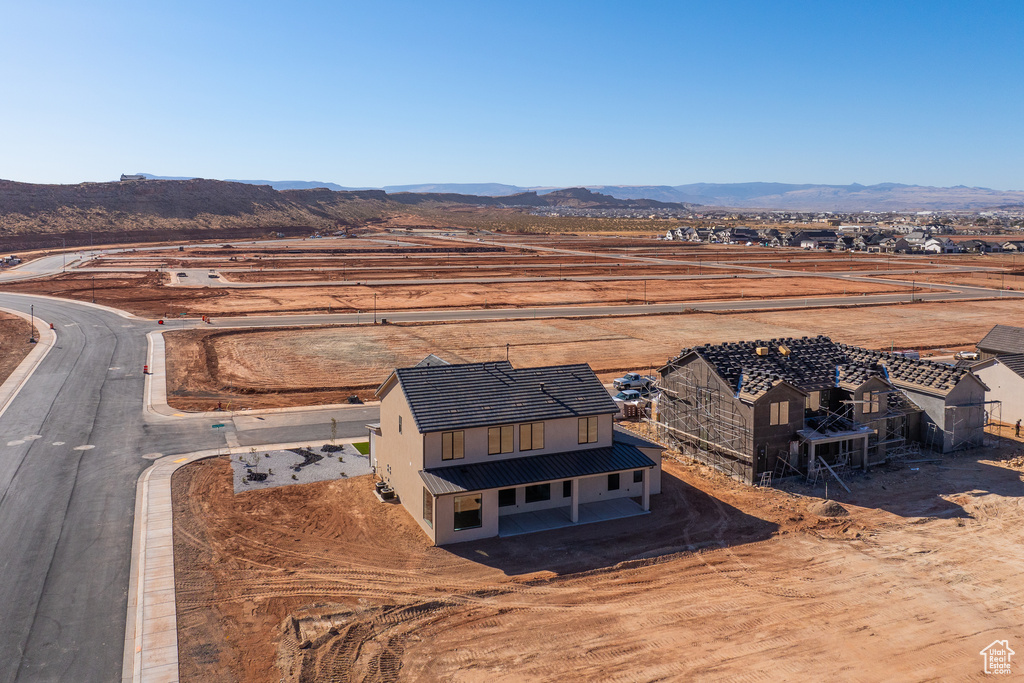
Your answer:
(172, 434), (1024, 682)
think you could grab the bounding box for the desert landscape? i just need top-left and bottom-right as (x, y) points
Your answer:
(172, 430), (1024, 682)
(162, 298), (1024, 410)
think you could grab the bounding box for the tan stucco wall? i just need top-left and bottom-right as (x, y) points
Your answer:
(376, 385), (434, 542)
(975, 363), (1024, 424)
(422, 414), (615, 468)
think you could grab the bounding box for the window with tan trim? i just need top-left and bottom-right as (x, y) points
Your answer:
(519, 422), (545, 451)
(578, 416), (599, 444)
(488, 425), (513, 455)
(441, 430), (464, 460)
(770, 401), (790, 426)
(862, 391), (880, 414)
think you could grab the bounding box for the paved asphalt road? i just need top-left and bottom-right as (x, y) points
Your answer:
(0, 293), (376, 683)
(0, 243), (1021, 682)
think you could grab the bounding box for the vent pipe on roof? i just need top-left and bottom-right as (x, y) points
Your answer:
(539, 382), (545, 392)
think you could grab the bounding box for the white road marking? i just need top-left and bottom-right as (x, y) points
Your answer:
(73, 445), (95, 451)
(141, 452), (163, 460)
(52, 441), (66, 446)
(7, 440), (25, 446)
(23, 435), (42, 440)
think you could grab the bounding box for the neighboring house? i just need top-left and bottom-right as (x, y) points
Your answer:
(971, 354), (1024, 426)
(977, 324), (1024, 359)
(959, 239), (988, 253)
(655, 336), (988, 484)
(369, 361), (663, 545)
(923, 237), (958, 253)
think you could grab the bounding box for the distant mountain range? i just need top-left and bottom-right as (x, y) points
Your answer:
(139, 175), (1024, 211)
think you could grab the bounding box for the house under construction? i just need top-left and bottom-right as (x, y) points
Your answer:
(655, 335), (991, 485)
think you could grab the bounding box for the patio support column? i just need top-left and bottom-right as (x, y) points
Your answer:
(642, 470), (650, 511)
(808, 441), (816, 476)
(571, 478), (579, 523)
(862, 435), (869, 471)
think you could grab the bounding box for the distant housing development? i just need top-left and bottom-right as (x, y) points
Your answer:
(369, 360), (663, 545)
(655, 336), (989, 485)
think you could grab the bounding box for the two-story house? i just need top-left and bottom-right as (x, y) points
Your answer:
(655, 336), (987, 485)
(369, 361), (663, 545)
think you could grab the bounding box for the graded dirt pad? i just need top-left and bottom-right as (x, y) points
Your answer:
(171, 439), (1024, 682)
(0, 269), (916, 317)
(0, 311), (33, 386)
(898, 271), (1024, 292)
(162, 299), (1024, 410)
(0, 272), (227, 318)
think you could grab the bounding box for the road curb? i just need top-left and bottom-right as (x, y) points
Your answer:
(0, 306), (57, 420)
(122, 438), (366, 682)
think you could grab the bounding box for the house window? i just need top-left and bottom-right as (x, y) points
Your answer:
(441, 430), (464, 460)
(398, 415), (402, 434)
(562, 480), (572, 498)
(422, 488), (433, 528)
(770, 401), (790, 426)
(633, 470), (644, 484)
(498, 488), (516, 507)
(805, 391), (821, 411)
(608, 473), (620, 491)
(862, 391), (880, 414)
(578, 416), (599, 444)
(525, 483), (551, 503)
(488, 425), (514, 455)
(453, 494), (482, 531)
(519, 422), (545, 451)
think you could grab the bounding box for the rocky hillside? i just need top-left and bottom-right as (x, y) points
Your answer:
(0, 179), (394, 241)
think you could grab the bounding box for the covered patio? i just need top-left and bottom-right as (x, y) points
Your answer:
(498, 497), (649, 537)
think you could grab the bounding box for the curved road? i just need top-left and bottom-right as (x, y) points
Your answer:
(0, 293), (376, 683)
(0, 241), (1020, 682)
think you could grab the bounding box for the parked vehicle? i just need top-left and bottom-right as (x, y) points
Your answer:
(954, 351), (980, 361)
(613, 390), (643, 403)
(893, 350), (920, 360)
(612, 372), (655, 391)
(177, 272), (187, 277)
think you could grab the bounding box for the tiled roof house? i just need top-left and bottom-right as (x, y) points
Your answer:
(369, 361), (663, 545)
(656, 336), (987, 484)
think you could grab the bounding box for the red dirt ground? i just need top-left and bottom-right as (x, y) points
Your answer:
(172, 432), (1024, 682)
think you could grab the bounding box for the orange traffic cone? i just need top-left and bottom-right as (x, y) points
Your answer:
(143, 365), (149, 374)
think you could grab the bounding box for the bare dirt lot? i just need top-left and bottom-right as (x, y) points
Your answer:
(0, 311), (33, 386)
(0, 269), (916, 318)
(172, 436), (1024, 682)
(163, 299), (1024, 410)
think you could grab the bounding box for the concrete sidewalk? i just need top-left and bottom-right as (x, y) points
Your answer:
(122, 437), (366, 682)
(0, 306), (57, 420)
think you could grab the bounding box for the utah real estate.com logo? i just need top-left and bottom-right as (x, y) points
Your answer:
(980, 640), (1014, 675)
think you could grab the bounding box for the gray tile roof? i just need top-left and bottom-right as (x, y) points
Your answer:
(419, 440), (656, 496)
(838, 345), (969, 396)
(996, 353), (1024, 380)
(665, 335), (973, 399)
(394, 361), (618, 433)
(978, 324), (1024, 356)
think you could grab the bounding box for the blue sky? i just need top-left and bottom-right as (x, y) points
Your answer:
(2, 1), (1022, 189)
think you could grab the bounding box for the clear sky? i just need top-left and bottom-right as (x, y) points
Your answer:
(2, 1), (1022, 189)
